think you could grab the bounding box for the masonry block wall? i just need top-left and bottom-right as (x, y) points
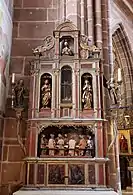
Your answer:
(1, 0), (58, 185)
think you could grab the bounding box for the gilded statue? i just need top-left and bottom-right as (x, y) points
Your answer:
(61, 39), (73, 56)
(41, 79), (51, 108)
(82, 80), (92, 109)
(14, 79), (25, 107)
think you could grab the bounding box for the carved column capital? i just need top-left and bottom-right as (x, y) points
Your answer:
(53, 69), (60, 75)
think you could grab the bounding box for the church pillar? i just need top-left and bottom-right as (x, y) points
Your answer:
(95, 0), (102, 47)
(59, 0), (66, 21)
(66, 0), (81, 29)
(80, 0), (85, 35)
(87, 0), (94, 42)
(101, 0), (117, 188)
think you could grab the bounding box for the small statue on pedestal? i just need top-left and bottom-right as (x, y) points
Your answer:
(14, 79), (25, 108)
(41, 79), (51, 108)
(79, 135), (87, 156)
(85, 135), (94, 157)
(82, 80), (92, 109)
(57, 134), (64, 156)
(48, 134), (55, 156)
(40, 134), (48, 155)
(106, 78), (117, 105)
(68, 136), (76, 156)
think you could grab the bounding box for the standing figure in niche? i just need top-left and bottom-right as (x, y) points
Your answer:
(82, 80), (92, 109)
(41, 79), (51, 108)
(14, 79), (25, 107)
(119, 134), (128, 153)
(57, 134), (64, 156)
(61, 39), (73, 56)
(48, 134), (55, 156)
(79, 135), (87, 156)
(68, 136), (76, 156)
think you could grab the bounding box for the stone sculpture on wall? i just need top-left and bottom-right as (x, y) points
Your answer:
(14, 79), (25, 108)
(80, 35), (100, 59)
(106, 78), (117, 105)
(33, 35), (55, 56)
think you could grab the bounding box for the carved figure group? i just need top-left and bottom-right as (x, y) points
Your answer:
(40, 133), (94, 157)
(82, 80), (93, 109)
(41, 79), (51, 108)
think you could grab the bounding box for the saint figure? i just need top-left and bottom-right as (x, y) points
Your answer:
(82, 80), (92, 109)
(61, 40), (73, 56)
(14, 79), (25, 107)
(41, 79), (51, 108)
(119, 134), (128, 153)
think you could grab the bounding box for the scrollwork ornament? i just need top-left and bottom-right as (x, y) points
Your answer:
(33, 35), (55, 56)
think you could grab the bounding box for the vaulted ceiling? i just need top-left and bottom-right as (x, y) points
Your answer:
(114, 0), (133, 20)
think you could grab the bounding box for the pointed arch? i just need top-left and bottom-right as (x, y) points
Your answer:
(112, 23), (133, 106)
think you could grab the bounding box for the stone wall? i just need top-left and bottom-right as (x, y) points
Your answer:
(1, 0), (58, 188)
(0, 0), (59, 191)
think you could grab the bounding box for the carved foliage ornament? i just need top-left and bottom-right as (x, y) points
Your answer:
(33, 35), (55, 56)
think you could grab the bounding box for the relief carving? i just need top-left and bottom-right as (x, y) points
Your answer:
(80, 35), (100, 59)
(33, 35), (55, 56)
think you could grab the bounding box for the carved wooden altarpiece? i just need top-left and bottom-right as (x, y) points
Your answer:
(25, 21), (108, 188)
